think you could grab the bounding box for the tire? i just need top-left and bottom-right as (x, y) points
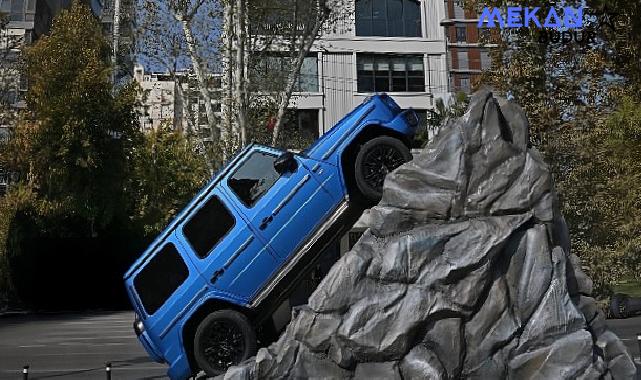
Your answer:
(354, 136), (412, 202)
(610, 293), (628, 319)
(193, 309), (257, 376)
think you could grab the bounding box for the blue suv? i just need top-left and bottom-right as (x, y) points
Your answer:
(124, 95), (418, 379)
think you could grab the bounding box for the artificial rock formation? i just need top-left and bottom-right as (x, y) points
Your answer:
(223, 90), (636, 379)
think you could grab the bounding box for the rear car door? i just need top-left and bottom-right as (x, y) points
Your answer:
(175, 187), (279, 303)
(221, 146), (338, 263)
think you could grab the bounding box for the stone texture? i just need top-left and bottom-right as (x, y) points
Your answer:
(222, 89), (635, 380)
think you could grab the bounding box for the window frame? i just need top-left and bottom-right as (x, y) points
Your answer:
(252, 54), (319, 93)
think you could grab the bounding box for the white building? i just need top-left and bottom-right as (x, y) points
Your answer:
(282, 0), (450, 139)
(133, 65), (222, 144)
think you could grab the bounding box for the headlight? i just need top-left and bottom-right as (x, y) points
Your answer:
(133, 315), (145, 336)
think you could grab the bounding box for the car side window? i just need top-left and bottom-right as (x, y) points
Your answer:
(184, 195), (235, 258)
(228, 152), (281, 208)
(134, 243), (189, 315)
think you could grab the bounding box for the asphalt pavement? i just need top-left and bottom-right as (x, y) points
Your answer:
(0, 311), (640, 380)
(0, 312), (166, 379)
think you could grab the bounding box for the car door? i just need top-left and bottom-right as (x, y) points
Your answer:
(175, 187), (279, 303)
(220, 146), (338, 263)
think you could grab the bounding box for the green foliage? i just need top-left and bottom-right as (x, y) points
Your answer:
(0, 184), (36, 306)
(129, 123), (210, 235)
(415, 92), (469, 148)
(463, 0), (641, 297)
(557, 97), (641, 294)
(5, 2), (140, 235)
(243, 98), (316, 151)
(0, 2), (213, 307)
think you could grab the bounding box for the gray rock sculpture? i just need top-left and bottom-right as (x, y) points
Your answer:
(221, 90), (636, 379)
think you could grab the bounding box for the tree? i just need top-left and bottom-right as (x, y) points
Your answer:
(559, 97), (641, 294)
(463, 0), (641, 295)
(231, 0), (347, 147)
(0, 11), (23, 165)
(4, 2), (140, 236)
(138, 0), (347, 154)
(129, 122), (210, 235)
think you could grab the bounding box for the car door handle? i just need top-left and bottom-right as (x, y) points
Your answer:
(259, 215), (273, 230)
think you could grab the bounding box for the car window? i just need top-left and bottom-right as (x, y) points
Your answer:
(228, 151), (281, 208)
(134, 243), (188, 315)
(184, 195), (235, 258)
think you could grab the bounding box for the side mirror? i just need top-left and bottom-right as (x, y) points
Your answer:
(274, 152), (298, 174)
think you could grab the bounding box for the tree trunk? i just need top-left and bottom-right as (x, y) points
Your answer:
(177, 14), (219, 141)
(235, 0), (247, 147)
(271, 7), (325, 146)
(111, 0), (121, 85)
(222, 0), (236, 145)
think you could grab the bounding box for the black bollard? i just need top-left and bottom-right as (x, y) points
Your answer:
(22, 365), (29, 380)
(105, 362), (112, 380)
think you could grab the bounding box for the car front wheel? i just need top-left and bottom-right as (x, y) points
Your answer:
(354, 136), (412, 202)
(194, 310), (257, 376)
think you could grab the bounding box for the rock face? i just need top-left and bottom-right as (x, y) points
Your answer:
(223, 90), (636, 379)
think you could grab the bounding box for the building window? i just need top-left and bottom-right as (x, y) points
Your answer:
(460, 76), (470, 91)
(298, 56), (319, 92)
(8, 0), (25, 21)
(254, 55), (318, 93)
(480, 51), (492, 69)
(453, 3), (465, 19)
(285, 109), (319, 142)
(456, 27), (467, 42)
(357, 54), (425, 93)
(457, 51), (469, 70)
(355, 0), (421, 37)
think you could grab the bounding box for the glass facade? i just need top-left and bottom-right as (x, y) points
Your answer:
(355, 0), (421, 37)
(357, 54), (425, 93)
(254, 55), (319, 93)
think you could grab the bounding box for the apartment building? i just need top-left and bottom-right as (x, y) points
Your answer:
(87, 0), (135, 85)
(133, 65), (222, 145)
(0, 0), (73, 109)
(251, 0), (451, 140)
(442, 0), (492, 93)
(0, 0), (75, 195)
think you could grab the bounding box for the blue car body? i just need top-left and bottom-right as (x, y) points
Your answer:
(123, 95), (417, 380)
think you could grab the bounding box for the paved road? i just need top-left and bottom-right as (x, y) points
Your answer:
(0, 311), (640, 379)
(608, 316), (641, 363)
(0, 312), (166, 379)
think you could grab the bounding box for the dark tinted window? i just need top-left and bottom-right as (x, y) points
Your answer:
(357, 54), (425, 93)
(355, 0), (421, 37)
(184, 196), (235, 258)
(134, 243), (188, 315)
(228, 152), (281, 207)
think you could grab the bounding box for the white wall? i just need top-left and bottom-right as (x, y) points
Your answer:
(295, 0), (450, 134)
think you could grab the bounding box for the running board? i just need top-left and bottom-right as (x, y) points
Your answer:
(249, 198), (350, 309)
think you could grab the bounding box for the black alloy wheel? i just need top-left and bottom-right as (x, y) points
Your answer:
(194, 310), (257, 376)
(354, 136), (412, 202)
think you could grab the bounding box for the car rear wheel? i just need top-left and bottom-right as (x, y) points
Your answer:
(194, 310), (257, 376)
(354, 136), (412, 202)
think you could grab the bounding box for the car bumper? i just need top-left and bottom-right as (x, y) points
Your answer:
(138, 331), (164, 363)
